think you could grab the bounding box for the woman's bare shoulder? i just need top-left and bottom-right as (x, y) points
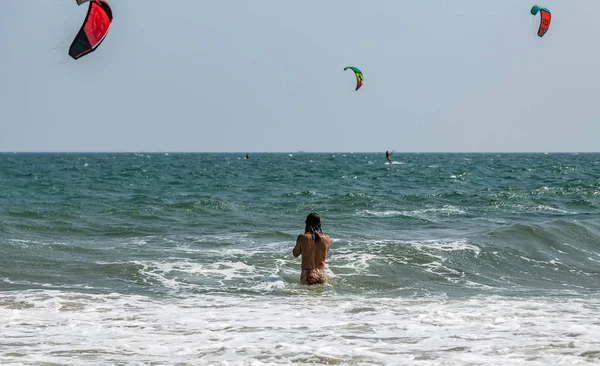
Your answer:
(297, 233), (311, 241)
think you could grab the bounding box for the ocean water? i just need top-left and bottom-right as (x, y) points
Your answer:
(1, 152), (600, 365)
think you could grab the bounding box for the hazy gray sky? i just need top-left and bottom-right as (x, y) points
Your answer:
(2, 0), (600, 152)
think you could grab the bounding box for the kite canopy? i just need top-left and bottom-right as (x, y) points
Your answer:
(530, 5), (551, 37)
(344, 66), (363, 91)
(69, 0), (113, 60)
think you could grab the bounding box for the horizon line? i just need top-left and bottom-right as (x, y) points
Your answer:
(0, 151), (596, 154)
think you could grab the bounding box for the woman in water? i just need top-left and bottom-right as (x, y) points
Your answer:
(292, 213), (330, 285)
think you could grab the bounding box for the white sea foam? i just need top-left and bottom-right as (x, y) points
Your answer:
(411, 239), (480, 255)
(1, 291), (599, 365)
(359, 206), (465, 219)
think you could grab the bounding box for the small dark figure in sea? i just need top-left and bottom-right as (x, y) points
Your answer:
(386, 150), (392, 164)
(293, 213), (330, 285)
(245, 154), (250, 159)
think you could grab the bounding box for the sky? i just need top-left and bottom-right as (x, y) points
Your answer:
(2, 0), (600, 153)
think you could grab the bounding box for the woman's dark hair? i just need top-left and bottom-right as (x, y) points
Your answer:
(304, 212), (323, 241)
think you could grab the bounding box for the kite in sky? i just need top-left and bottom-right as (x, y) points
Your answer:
(69, 0), (113, 60)
(344, 66), (364, 91)
(530, 5), (551, 37)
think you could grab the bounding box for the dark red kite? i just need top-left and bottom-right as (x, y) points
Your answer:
(69, 0), (113, 60)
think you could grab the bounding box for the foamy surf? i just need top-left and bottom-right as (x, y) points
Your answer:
(1, 291), (599, 365)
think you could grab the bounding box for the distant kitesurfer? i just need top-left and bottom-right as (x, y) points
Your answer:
(245, 154), (250, 159)
(386, 150), (392, 164)
(293, 213), (330, 285)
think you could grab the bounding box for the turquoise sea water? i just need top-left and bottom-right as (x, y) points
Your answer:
(1, 153), (600, 365)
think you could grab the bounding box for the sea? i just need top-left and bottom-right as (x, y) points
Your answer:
(1, 152), (599, 365)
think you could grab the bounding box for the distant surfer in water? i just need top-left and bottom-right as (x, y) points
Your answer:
(245, 154), (250, 159)
(386, 150), (393, 164)
(293, 212), (330, 285)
